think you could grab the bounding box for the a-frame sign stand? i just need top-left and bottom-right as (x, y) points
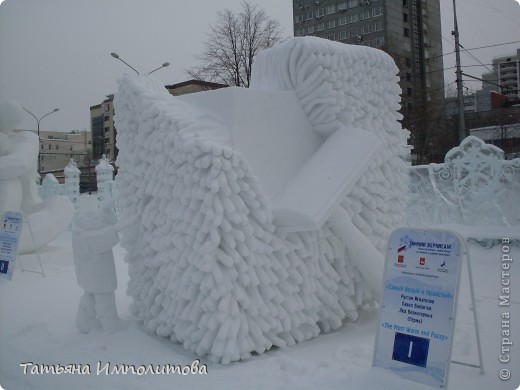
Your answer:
(373, 227), (484, 389)
(450, 242), (483, 373)
(18, 211), (45, 277)
(0, 211), (45, 280)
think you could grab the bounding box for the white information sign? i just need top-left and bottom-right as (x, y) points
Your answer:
(373, 228), (464, 389)
(0, 211), (23, 280)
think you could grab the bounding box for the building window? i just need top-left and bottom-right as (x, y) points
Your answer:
(362, 24), (370, 34)
(350, 13), (359, 23)
(328, 19), (337, 28)
(338, 2), (347, 11)
(338, 16), (347, 26)
(56, 145), (59, 150)
(372, 7), (383, 16)
(316, 8), (325, 18)
(375, 36), (384, 47)
(339, 30), (350, 40)
(327, 33), (337, 40)
(404, 28), (409, 37)
(374, 21), (383, 31)
(403, 0), (408, 6)
(360, 10), (370, 20)
(403, 40), (411, 51)
(405, 57), (412, 67)
(403, 13), (408, 22)
(105, 138), (110, 144)
(48, 144), (51, 150)
(326, 5), (335, 14)
(317, 22), (325, 31)
(349, 0), (359, 8)
(406, 72), (412, 81)
(307, 25), (315, 34)
(407, 88), (413, 97)
(306, 11), (314, 20)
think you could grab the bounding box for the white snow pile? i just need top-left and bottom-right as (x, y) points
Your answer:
(114, 37), (409, 364)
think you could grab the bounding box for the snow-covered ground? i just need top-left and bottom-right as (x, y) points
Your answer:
(0, 227), (518, 390)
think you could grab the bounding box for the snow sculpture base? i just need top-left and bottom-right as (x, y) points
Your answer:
(115, 37), (409, 364)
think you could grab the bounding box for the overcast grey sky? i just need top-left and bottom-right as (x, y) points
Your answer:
(0, 0), (519, 133)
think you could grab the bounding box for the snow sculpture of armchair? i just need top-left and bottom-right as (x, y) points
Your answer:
(115, 37), (408, 364)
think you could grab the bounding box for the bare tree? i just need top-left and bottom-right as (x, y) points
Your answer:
(187, 1), (283, 87)
(493, 114), (519, 155)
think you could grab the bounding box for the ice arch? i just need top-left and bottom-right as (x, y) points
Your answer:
(115, 37), (409, 364)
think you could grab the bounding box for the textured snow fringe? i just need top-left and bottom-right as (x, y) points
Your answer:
(252, 37), (409, 253)
(114, 37), (408, 364)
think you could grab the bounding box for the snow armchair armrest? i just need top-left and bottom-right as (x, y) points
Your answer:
(272, 126), (382, 233)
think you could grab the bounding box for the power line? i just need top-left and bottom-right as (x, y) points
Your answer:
(458, 0), (520, 28)
(464, 40), (520, 52)
(431, 39), (520, 62)
(459, 43), (493, 73)
(423, 64), (493, 76)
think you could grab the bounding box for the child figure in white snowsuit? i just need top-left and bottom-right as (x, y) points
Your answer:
(72, 203), (130, 333)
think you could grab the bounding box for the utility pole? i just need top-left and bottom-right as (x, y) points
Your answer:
(453, 0), (465, 143)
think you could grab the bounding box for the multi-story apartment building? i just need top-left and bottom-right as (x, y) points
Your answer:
(90, 94), (116, 162)
(292, 0), (445, 132)
(481, 49), (520, 103)
(89, 80), (226, 165)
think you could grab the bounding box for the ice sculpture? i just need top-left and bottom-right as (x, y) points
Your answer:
(0, 100), (74, 254)
(408, 136), (520, 226)
(115, 37), (409, 364)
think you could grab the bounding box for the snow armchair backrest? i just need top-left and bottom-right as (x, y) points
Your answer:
(251, 37), (404, 142)
(251, 37), (407, 231)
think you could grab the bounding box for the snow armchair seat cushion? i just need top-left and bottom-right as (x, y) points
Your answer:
(114, 37), (408, 364)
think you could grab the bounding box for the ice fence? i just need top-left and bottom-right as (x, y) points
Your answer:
(114, 37), (409, 364)
(408, 136), (520, 227)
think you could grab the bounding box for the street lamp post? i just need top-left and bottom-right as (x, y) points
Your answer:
(110, 52), (139, 75)
(110, 52), (170, 75)
(22, 107), (59, 179)
(147, 62), (170, 75)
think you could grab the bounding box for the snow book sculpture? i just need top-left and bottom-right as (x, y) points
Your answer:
(115, 37), (409, 364)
